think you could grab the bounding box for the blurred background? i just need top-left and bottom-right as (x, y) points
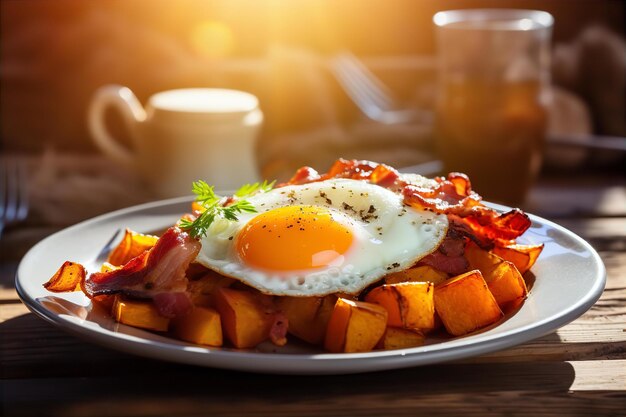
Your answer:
(0, 0), (625, 249)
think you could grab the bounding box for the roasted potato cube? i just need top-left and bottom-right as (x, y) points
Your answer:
(172, 306), (223, 346)
(107, 228), (159, 266)
(112, 297), (170, 332)
(384, 265), (448, 285)
(324, 298), (387, 353)
(275, 295), (336, 345)
(214, 288), (275, 349)
(492, 244), (544, 275)
(364, 282), (435, 330)
(434, 270), (503, 336)
(378, 327), (425, 350)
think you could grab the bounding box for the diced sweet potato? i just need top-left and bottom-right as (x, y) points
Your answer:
(92, 294), (116, 312)
(364, 282), (435, 330)
(324, 298), (387, 353)
(112, 297), (170, 332)
(434, 270), (503, 336)
(486, 261), (528, 306)
(465, 243), (528, 306)
(187, 270), (235, 308)
(214, 288), (275, 348)
(465, 243), (502, 277)
(43, 261), (86, 292)
(378, 327), (425, 350)
(172, 306), (223, 346)
(492, 244), (543, 275)
(275, 295), (337, 345)
(107, 228), (159, 266)
(384, 265), (448, 285)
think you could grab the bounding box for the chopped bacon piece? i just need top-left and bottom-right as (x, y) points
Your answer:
(370, 164), (400, 187)
(438, 234), (466, 258)
(418, 230), (469, 276)
(286, 166), (321, 185)
(153, 292), (193, 319)
(282, 159), (399, 187)
(84, 227), (201, 300)
(420, 251), (468, 276)
(402, 173), (482, 214)
(402, 173), (530, 244)
(460, 208), (532, 244)
(447, 216), (495, 250)
(269, 311), (289, 346)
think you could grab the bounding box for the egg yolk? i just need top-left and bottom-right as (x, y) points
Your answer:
(236, 205), (353, 271)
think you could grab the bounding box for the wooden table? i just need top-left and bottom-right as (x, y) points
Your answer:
(2, 169), (625, 416)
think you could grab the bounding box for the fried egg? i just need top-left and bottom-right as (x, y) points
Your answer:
(195, 178), (448, 296)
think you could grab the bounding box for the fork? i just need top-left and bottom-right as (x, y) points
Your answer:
(331, 52), (433, 125)
(0, 158), (29, 238)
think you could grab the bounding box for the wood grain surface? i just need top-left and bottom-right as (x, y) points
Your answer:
(1, 170), (625, 417)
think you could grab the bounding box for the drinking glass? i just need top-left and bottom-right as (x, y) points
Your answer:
(433, 9), (553, 205)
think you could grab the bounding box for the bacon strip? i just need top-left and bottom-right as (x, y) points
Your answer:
(284, 158), (400, 187)
(285, 160), (531, 246)
(84, 227), (201, 300)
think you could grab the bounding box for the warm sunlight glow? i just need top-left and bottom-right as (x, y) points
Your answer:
(190, 20), (235, 58)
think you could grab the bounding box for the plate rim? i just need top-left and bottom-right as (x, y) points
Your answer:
(15, 196), (607, 374)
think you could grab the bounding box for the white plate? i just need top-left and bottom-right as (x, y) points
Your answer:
(16, 197), (606, 375)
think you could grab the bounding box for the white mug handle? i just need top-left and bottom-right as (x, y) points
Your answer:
(88, 85), (147, 168)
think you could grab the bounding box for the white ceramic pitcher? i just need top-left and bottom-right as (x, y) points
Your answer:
(88, 85), (263, 197)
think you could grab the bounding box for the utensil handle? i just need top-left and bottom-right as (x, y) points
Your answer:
(88, 85), (147, 167)
(549, 134), (626, 152)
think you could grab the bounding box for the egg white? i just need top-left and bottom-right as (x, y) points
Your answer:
(195, 178), (448, 296)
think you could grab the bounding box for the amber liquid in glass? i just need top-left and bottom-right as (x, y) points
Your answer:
(436, 79), (547, 205)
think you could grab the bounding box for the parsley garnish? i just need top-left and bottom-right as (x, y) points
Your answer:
(180, 180), (275, 238)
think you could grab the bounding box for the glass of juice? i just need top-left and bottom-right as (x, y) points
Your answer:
(433, 9), (553, 205)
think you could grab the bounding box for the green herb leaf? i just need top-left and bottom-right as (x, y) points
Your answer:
(181, 180), (274, 238)
(234, 180), (276, 198)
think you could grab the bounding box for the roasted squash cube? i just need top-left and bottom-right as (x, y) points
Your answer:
(324, 298), (387, 353)
(364, 282), (435, 330)
(465, 243), (503, 277)
(172, 306), (223, 346)
(492, 244), (543, 275)
(486, 261), (528, 306)
(107, 228), (159, 266)
(275, 295), (336, 345)
(384, 265), (448, 285)
(43, 261), (86, 292)
(112, 297), (170, 332)
(465, 243), (528, 306)
(187, 270), (235, 308)
(214, 288), (275, 348)
(378, 327), (425, 350)
(434, 270), (503, 336)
